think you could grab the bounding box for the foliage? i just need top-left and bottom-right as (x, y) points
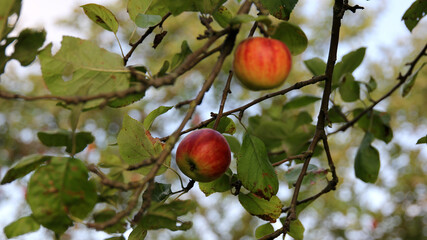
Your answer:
(0, 0), (426, 240)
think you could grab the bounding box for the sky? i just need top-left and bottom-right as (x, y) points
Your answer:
(1, 0), (427, 240)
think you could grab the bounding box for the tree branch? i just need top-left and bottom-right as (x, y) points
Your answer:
(329, 43), (427, 135)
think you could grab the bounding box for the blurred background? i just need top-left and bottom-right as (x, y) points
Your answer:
(0, 0), (426, 239)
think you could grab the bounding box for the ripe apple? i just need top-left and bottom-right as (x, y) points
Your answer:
(176, 129), (231, 182)
(233, 37), (292, 90)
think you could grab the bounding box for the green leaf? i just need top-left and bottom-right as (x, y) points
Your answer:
(135, 14), (162, 28)
(37, 130), (95, 154)
(194, 0), (226, 14)
(151, 182), (172, 202)
(105, 237), (125, 240)
(0, 0), (21, 40)
(224, 135), (241, 155)
(206, 117), (236, 135)
(271, 21), (308, 55)
(402, 63), (426, 97)
(365, 76), (377, 93)
(138, 200), (196, 231)
(280, 218), (305, 240)
(284, 164), (327, 188)
(155, 60), (169, 77)
(353, 109), (393, 143)
(27, 157), (97, 234)
(4, 215), (40, 238)
(171, 40), (192, 70)
(117, 115), (170, 175)
(339, 73), (360, 102)
(260, 0), (298, 20)
(416, 135), (427, 144)
(304, 57), (326, 76)
(143, 106), (173, 130)
(1, 155), (50, 184)
(283, 95), (321, 110)
(129, 224), (148, 240)
(328, 105), (347, 123)
(199, 169), (232, 196)
(213, 6), (233, 28)
(11, 28), (46, 66)
(237, 134), (279, 200)
(229, 14), (256, 25)
(238, 193), (282, 222)
(81, 4), (119, 33)
(255, 223), (275, 239)
(402, 0), (427, 32)
(108, 66), (147, 107)
(39, 37), (130, 109)
(93, 209), (127, 233)
(332, 47), (366, 86)
(354, 132), (380, 183)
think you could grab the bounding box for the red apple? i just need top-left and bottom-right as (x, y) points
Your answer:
(233, 37), (292, 90)
(176, 129), (231, 182)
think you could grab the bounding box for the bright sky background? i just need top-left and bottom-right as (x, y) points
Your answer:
(1, 0), (426, 240)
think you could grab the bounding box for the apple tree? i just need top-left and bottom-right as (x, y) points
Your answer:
(0, 0), (426, 239)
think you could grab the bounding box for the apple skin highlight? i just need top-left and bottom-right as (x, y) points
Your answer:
(176, 129), (231, 182)
(233, 37), (292, 91)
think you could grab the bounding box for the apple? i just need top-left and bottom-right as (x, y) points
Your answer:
(233, 37), (292, 90)
(176, 129), (231, 182)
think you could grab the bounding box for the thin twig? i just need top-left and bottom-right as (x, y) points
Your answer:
(329, 43), (427, 135)
(124, 13), (172, 65)
(213, 71), (233, 130)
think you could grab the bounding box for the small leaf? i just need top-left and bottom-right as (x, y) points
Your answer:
(0, 0), (21, 40)
(339, 73), (360, 102)
(280, 218), (305, 240)
(284, 164), (327, 188)
(143, 106), (173, 130)
(237, 134), (279, 200)
(271, 21), (308, 55)
(353, 109), (393, 143)
(81, 4), (119, 33)
(11, 28), (46, 66)
(304, 57), (326, 76)
(224, 135), (241, 155)
(155, 60), (169, 77)
(117, 115), (170, 175)
(93, 209), (127, 234)
(135, 14), (162, 28)
(255, 223), (275, 239)
(171, 41), (192, 70)
(238, 193), (282, 222)
(402, 63), (426, 97)
(206, 117), (236, 135)
(229, 14), (256, 25)
(199, 169), (231, 196)
(128, 224), (148, 240)
(27, 157), (97, 234)
(260, 0), (298, 20)
(354, 132), (380, 183)
(283, 95), (321, 110)
(4, 215), (40, 238)
(1, 155), (51, 184)
(37, 130), (95, 154)
(366, 76), (377, 92)
(416, 135), (427, 144)
(328, 105), (347, 123)
(151, 182), (172, 202)
(213, 6), (233, 28)
(402, 0), (427, 32)
(332, 47), (366, 85)
(138, 200), (196, 231)
(194, 0), (226, 14)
